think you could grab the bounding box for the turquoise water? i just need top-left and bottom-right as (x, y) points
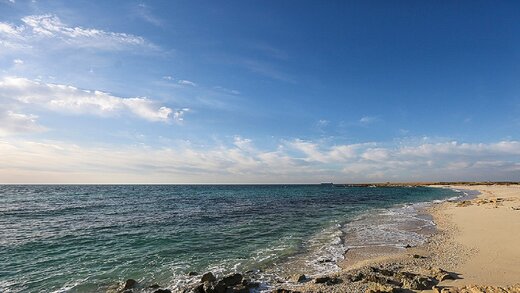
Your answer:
(0, 185), (457, 292)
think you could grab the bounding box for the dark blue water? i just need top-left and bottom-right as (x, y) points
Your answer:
(0, 185), (457, 292)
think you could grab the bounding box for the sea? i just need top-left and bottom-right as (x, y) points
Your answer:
(0, 185), (464, 292)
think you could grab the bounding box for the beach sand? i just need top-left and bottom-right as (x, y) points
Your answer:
(276, 184), (520, 292)
(433, 185), (520, 288)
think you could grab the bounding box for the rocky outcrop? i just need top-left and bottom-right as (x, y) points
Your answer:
(181, 272), (260, 293)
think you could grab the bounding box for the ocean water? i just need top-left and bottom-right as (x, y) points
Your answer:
(0, 185), (458, 292)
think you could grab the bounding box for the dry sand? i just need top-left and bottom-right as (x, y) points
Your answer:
(433, 185), (520, 287)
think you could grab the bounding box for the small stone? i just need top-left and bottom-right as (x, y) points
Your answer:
(154, 290), (172, 293)
(149, 284), (160, 289)
(188, 271), (199, 276)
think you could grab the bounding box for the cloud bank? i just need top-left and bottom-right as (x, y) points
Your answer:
(1, 137), (518, 183)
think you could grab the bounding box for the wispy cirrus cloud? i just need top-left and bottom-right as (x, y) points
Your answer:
(177, 79), (197, 87)
(0, 14), (156, 52)
(0, 76), (187, 123)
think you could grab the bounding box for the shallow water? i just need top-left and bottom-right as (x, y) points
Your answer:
(0, 185), (457, 292)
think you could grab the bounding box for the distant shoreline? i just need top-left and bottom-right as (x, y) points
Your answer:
(1, 181), (519, 186)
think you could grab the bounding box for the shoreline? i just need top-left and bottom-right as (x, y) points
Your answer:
(122, 185), (520, 292)
(273, 184), (520, 292)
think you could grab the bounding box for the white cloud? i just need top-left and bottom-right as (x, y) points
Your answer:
(361, 148), (389, 161)
(0, 110), (46, 136)
(177, 80), (197, 87)
(0, 76), (187, 123)
(0, 14), (154, 51)
(13, 58), (23, 65)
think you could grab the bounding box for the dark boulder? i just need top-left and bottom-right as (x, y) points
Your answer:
(122, 279), (137, 290)
(201, 272), (217, 283)
(221, 273), (243, 287)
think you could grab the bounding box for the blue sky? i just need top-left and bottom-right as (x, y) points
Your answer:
(1, 0), (519, 183)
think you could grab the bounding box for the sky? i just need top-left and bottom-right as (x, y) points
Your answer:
(0, 0), (519, 183)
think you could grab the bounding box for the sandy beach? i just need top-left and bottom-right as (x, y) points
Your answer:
(272, 184), (520, 293)
(433, 185), (520, 288)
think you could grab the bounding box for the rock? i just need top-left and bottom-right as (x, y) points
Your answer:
(326, 277), (342, 285)
(149, 284), (161, 289)
(209, 282), (227, 293)
(289, 274), (307, 283)
(201, 272), (217, 283)
(221, 273), (243, 287)
(395, 271), (416, 281)
(430, 267), (457, 281)
(363, 273), (392, 285)
(204, 281), (226, 293)
(456, 200), (472, 207)
(365, 283), (398, 293)
(154, 290), (172, 293)
(439, 273), (456, 281)
(245, 268), (262, 274)
(412, 254), (427, 259)
(318, 259), (333, 263)
(347, 272), (364, 282)
(378, 269), (395, 277)
(314, 276), (341, 285)
(431, 285), (455, 293)
(402, 275), (437, 290)
(226, 285), (249, 293)
(404, 244), (412, 248)
(314, 276), (331, 284)
(192, 284), (205, 293)
(122, 279), (137, 291)
(189, 271), (199, 276)
(242, 279), (260, 288)
(272, 289), (301, 293)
